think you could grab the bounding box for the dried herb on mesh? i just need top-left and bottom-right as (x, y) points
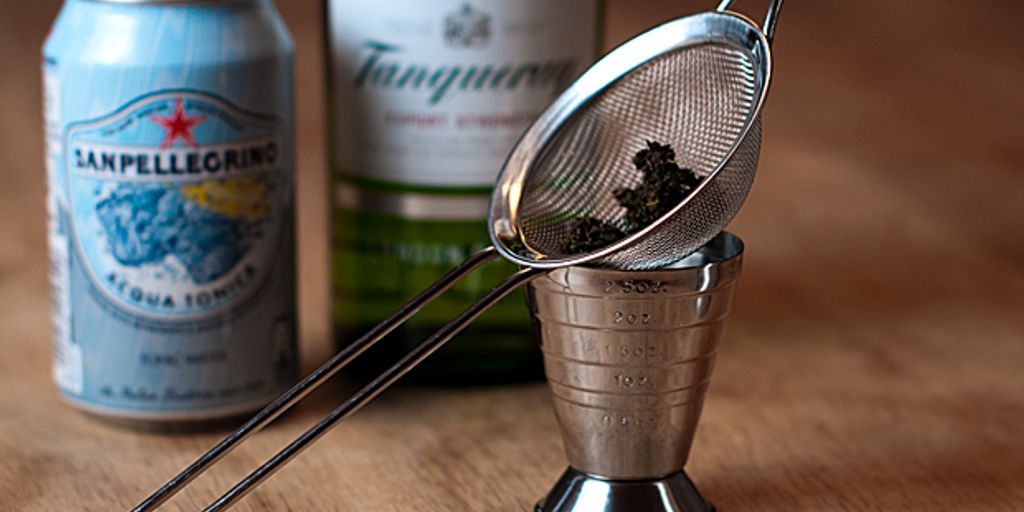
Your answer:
(559, 217), (627, 255)
(559, 140), (702, 254)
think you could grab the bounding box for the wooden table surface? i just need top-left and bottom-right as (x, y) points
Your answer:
(2, 1), (1022, 510)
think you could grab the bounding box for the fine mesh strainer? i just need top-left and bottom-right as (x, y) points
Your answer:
(134, 1), (781, 510)
(493, 0), (775, 270)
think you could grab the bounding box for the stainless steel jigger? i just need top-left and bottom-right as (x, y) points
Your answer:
(528, 232), (744, 512)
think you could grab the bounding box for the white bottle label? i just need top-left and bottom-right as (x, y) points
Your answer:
(327, 0), (600, 189)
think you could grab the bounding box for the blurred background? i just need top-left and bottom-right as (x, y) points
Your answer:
(1, 1), (1022, 510)
(2, 0), (1020, 361)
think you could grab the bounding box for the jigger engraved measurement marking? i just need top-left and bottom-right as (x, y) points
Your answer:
(603, 279), (670, 294)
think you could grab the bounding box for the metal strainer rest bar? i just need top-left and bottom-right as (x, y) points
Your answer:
(132, 1), (781, 509)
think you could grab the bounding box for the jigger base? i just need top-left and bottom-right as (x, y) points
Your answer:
(536, 468), (713, 512)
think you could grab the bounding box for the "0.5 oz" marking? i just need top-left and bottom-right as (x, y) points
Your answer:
(601, 412), (658, 429)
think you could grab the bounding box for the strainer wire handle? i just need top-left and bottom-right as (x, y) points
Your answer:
(203, 266), (545, 511)
(131, 247), (501, 512)
(715, 0), (783, 44)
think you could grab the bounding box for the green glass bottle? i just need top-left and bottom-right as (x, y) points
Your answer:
(325, 0), (603, 383)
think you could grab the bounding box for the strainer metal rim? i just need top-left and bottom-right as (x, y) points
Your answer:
(489, 9), (773, 270)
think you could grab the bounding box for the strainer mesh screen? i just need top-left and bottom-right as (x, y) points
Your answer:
(516, 42), (760, 268)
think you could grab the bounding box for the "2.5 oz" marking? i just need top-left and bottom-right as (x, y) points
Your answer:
(603, 279), (668, 294)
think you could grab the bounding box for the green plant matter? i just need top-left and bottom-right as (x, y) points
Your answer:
(559, 140), (701, 254)
(614, 140), (702, 232)
(559, 217), (627, 255)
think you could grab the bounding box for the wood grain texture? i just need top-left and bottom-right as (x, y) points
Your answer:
(1, 1), (1022, 510)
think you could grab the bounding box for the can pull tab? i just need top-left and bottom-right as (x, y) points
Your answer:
(715, 0), (783, 45)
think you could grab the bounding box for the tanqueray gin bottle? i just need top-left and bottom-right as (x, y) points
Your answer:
(325, 0), (603, 383)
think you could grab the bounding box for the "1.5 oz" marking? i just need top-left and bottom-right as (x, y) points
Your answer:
(605, 343), (661, 360)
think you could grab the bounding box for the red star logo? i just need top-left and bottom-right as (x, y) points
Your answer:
(150, 97), (206, 149)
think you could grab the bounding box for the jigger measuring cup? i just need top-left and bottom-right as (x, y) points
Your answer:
(527, 232), (744, 512)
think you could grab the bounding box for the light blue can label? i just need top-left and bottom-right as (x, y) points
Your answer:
(44, 0), (296, 420)
(67, 92), (284, 324)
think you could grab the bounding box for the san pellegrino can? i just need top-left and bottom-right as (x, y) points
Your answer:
(43, 0), (297, 426)
(326, 0), (602, 382)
